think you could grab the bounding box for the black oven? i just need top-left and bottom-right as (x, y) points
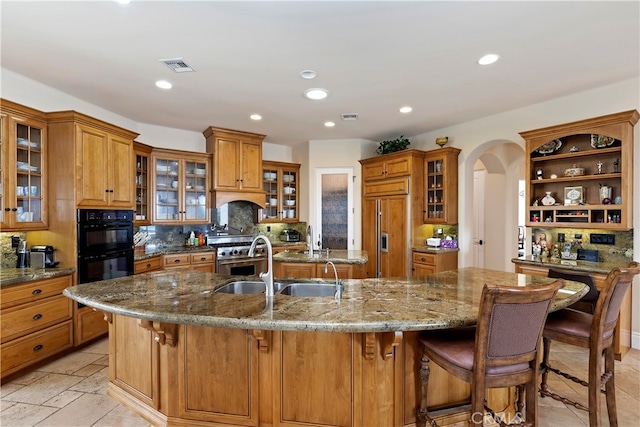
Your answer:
(77, 209), (134, 289)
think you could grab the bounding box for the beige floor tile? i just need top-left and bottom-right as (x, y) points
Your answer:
(35, 393), (118, 427)
(538, 404), (588, 427)
(92, 413), (152, 427)
(93, 355), (109, 366)
(1, 402), (58, 427)
(0, 400), (16, 411)
(41, 390), (84, 408)
(1, 382), (24, 398)
(68, 367), (109, 394)
(5, 370), (48, 386)
(77, 339), (109, 355)
(36, 352), (103, 375)
(2, 374), (84, 405)
(72, 364), (105, 378)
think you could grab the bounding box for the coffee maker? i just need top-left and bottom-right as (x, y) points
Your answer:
(16, 240), (29, 268)
(30, 245), (58, 268)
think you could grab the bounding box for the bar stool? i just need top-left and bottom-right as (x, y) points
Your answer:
(417, 280), (564, 427)
(548, 268), (599, 314)
(540, 262), (640, 427)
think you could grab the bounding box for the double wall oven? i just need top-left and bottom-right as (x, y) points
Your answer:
(77, 209), (134, 286)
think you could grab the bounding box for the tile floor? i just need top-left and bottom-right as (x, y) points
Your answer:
(1, 338), (639, 426)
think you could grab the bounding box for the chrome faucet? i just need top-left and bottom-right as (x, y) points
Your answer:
(248, 235), (274, 297)
(324, 261), (339, 285)
(306, 224), (314, 254)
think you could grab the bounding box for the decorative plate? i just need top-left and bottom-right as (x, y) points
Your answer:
(590, 134), (616, 149)
(535, 139), (562, 155)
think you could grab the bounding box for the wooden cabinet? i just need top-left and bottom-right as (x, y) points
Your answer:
(134, 141), (152, 225)
(203, 126), (266, 207)
(274, 261), (366, 280)
(151, 149), (211, 224)
(0, 100), (48, 230)
(134, 255), (163, 274)
(513, 263), (631, 360)
(164, 251), (216, 273)
(262, 161), (300, 222)
(411, 251), (458, 276)
(47, 110), (139, 209)
(361, 150), (426, 278)
(1, 275), (74, 379)
(520, 110), (638, 229)
(75, 306), (108, 346)
(424, 147), (460, 224)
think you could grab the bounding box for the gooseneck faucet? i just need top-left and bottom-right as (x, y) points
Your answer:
(307, 224), (314, 254)
(324, 261), (342, 300)
(248, 235), (274, 297)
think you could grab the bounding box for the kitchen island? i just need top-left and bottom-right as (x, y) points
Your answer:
(63, 268), (586, 427)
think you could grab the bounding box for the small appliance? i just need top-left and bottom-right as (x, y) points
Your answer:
(16, 240), (29, 268)
(31, 245), (59, 268)
(280, 229), (301, 242)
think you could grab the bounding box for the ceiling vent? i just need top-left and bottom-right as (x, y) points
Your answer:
(341, 113), (358, 121)
(160, 58), (195, 73)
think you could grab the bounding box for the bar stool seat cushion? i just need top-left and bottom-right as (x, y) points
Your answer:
(545, 310), (613, 342)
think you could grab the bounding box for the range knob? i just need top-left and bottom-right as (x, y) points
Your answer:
(220, 251), (226, 256)
(232, 249), (239, 255)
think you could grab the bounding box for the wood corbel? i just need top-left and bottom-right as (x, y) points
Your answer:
(138, 320), (178, 347)
(94, 308), (113, 324)
(364, 333), (376, 360)
(252, 330), (271, 352)
(381, 331), (403, 360)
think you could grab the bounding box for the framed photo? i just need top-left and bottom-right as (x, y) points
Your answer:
(564, 186), (584, 206)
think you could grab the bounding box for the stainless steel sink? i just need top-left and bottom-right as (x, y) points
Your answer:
(279, 282), (343, 297)
(215, 281), (286, 294)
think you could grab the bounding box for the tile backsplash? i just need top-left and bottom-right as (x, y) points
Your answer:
(532, 227), (633, 264)
(0, 232), (26, 269)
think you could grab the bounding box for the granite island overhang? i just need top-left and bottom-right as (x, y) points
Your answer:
(62, 268), (587, 427)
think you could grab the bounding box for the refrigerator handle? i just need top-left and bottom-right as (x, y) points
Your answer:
(380, 233), (388, 253)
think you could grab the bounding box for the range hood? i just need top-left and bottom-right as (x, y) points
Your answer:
(213, 190), (265, 209)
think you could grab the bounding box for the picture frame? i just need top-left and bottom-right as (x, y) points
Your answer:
(564, 186), (584, 206)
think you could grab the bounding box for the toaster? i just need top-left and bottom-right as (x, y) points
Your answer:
(280, 229), (301, 242)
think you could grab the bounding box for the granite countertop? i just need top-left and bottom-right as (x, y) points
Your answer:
(135, 245), (216, 261)
(273, 249), (368, 264)
(512, 256), (632, 275)
(63, 267), (586, 333)
(412, 246), (460, 254)
(1, 267), (76, 287)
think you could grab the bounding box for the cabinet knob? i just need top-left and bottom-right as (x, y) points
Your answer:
(32, 313), (43, 321)
(200, 257), (206, 261)
(421, 258), (426, 262)
(146, 263), (152, 268)
(174, 259), (181, 263)
(4, 208), (10, 212)
(11, 207), (17, 212)
(33, 344), (43, 352)
(32, 289), (42, 295)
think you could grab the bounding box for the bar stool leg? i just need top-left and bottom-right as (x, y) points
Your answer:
(588, 344), (603, 427)
(604, 345), (618, 427)
(540, 337), (552, 396)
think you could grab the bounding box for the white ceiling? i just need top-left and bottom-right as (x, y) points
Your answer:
(1, 1), (638, 147)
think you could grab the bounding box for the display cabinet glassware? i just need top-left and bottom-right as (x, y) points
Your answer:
(262, 161), (300, 222)
(134, 142), (152, 225)
(423, 147), (460, 225)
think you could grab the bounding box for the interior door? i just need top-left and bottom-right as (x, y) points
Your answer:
(473, 169), (486, 268)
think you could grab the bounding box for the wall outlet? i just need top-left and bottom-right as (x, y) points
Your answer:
(11, 236), (20, 248)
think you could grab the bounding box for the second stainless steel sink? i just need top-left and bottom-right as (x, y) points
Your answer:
(279, 282), (343, 297)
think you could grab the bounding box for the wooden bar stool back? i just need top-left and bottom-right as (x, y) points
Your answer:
(540, 262), (640, 427)
(417, 280), (564, 427)
(548, 268), (599, 314)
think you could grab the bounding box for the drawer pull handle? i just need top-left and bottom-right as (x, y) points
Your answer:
(421, 258), (426, 262)
(32, 313), (43, 321)
(33, 344), (43, 351)
(174, 259), (181, 263)
(32, 289), (42, 295)
(200, 257), (206, 261)
(146, 263), (152, 268)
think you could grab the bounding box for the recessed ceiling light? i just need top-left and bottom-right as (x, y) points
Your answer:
(155, 80), (172, 89)
(115, 0), (131, 4)
(304, 88), (329, 100)
(399, 106), (413, 113)
(324, 121), (335, 127)
(299, 70), (317, 80)
(478, 53), (500, 65)
(250, 114), (262, 121)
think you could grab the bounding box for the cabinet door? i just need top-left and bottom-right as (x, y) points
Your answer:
(316, 263), (353, 280)
(384, 156), (412, 178)
(413, 264), (436, 276)
(239, 141), (262, 191)
(134, 144), (152, 224)
(109, 135), (134, 208)
(362, 198), (379, 278)
(280, 165), (299, 221)
(279, 262), (316, 279)
(76, 124), (110, 207)
(153, 156), (181, 222)
(362, 161), (386, 181)
(214, 138), (240, 190)
(183, 158), (209, 222)
(262, 164), (279, 221)
(0, 112), (7, 228)
(380, 196), (409, 278)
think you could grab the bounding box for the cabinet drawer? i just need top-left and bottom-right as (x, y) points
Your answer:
(1, 296), (73, 343)
(364, 178), (409, 197)
(190, 252), (215, 264)
(412, 252), (436, 266)
(1, 321), (73, 378)
(1, 275), (72, 309)
(164, 254), (191, 268)
(135, 256), (163, 274)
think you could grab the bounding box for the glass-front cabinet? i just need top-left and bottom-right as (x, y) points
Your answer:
(152, 149), (211, 224)
(423, 147), (460, 225)
(134, 142), (152, 225)
(262, 161), (300, 222)
(0, 100), (48, 230)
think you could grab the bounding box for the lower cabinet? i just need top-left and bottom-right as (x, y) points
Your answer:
(107, 315), (513, 427)
(513, 263), (631, 360)
(164, 251), (216, 273)
(134, 256), (163, 274)
(1, 275), (74, 379)
(274, 261), (366, 279)
(411, 251), (458, 276)
(75, 306), (108, 346)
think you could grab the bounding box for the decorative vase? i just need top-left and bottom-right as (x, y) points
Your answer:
(541, 192), (556, 206)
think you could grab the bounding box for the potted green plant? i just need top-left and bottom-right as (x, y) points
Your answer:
(376, 135), (410, 155)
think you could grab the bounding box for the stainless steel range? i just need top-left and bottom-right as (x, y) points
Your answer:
(208, 234), (267, 276)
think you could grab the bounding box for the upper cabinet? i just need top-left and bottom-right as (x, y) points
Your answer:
(47, 111), (138, 209)
(151, 148), (211, 224)
(423, 147), (460, 224)
(134, 141), (153, 225)
(362, 152), (415, 182)
(0, 100), (48, 230)
(262, 161), (300, 222)
(203, 126), (266, 207)
(521, 110), (638, 229)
